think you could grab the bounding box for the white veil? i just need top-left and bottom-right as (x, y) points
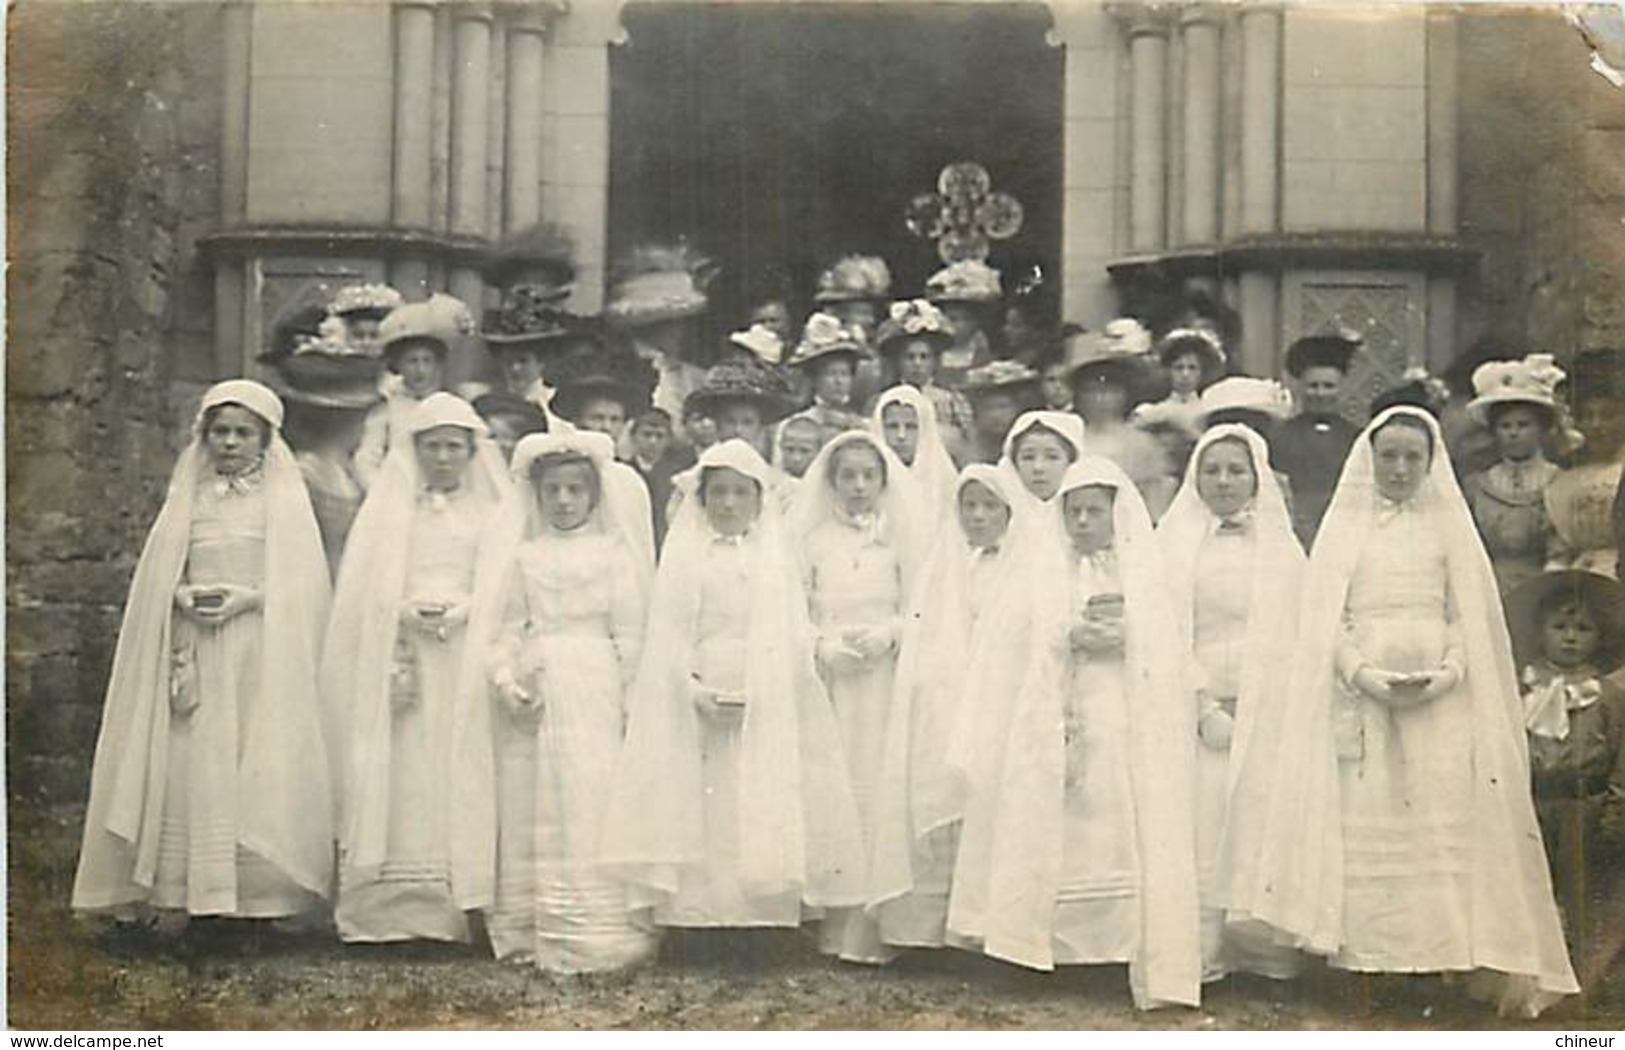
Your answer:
(786, 428), (929, 603)
(949, 455), (1201, 1009)
(872, 385), (958, 527)
(1225, 406), (1577, 1015)
(445, 428), (656, 908)
(1156, 424), (1304, 912)
(868, 463), (1030, 919)
(998, 410), (1087, 512)
(74, 381), (335, 910)
(599, 439), (867, 909)
(322, 393), (509, 908)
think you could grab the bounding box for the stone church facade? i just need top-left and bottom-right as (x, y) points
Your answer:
(7, 1), (1624, 802)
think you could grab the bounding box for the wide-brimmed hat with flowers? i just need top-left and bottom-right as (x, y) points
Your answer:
(1197, 376), (1295, 424)
(874, 299), (954, 356)
(813, 254), (893, 305)
(604, 243), (717, 330)
(925, 259), (1002, 304)
(1506, 569), (1625, 675)
(484, 284), (577, 350)
(378, 293), (476, 361)
(684, 358), (798, 423)
(258, 312), (385, 410)
(1466, 353), (1565, 426)
(1065, 326), (1161, 403)
(727, 323), (785, 366)
(961, 359), (1041, 399)
(328, 283), (404, 322)
(788, 312), (865, 370)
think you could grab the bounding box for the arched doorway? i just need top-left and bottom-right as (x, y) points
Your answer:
(608, 2), (1063, 341)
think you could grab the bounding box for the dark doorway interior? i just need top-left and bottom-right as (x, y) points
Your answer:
(609, 2), (1063, 344)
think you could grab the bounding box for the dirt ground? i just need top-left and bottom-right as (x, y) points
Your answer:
(9, 805), (1623, 1031)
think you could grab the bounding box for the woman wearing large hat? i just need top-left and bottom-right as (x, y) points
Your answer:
(1064, 329), (1178, 519)
(1274, 333), (1364, 547)
(786, 312), (868, 447)
(960, 359), (1042, 465)
(605, 243), (716, 437)
(258, 307), (384, 578)
(1461, 354), (1567, 594)
(355, 294), (475, 487)
(924, 260), (1001, 390)
(812, 254), (893, 410)
(545, 342), (658, 440)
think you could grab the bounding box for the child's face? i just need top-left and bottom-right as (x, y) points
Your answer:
(535, 460), (597, 532)
(204, 405), (269, 476)
(702, 468), (763, 536)
(896, 340), (936, 388)
(502, 349), (546, 393)
(881, 403), (921, 466)
(957, 480), (1011, 550)
(1541, 600), (1600, 670)
(1168, 352), (1204, 396)
(777, 421), (821, 478)
(1013, 429), (1074, 502)
(577, 397), (627, 437)
(972, 392), (1022, 442)
(1062, 484), (1116, 556)
(1491, 404), (1547, 462)
(632, 420), (671, 461)
(414, 425), (475, 491)
(813, 358), (855, 407)
(1577, 396), (1625, 460)
(1041, 364), (1072, 410)
(1195, 438), (1258, 519)
(1371, 422), (1432, 503)
(830, 442), (886, 516)
(1298, 366), (1344, 416)
(395, 342), (444, 397)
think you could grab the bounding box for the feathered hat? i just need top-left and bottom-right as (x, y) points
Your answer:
(545, 344), (659, 423)
(378, 293), (477, 361)
(924, 259), (1002, 304)
(605, 242), (718, 329)
(479, 221), (576, 298)
(814, 254), (893, 305)
(1466, 353), (1566, 426)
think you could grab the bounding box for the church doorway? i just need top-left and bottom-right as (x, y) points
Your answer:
(608, 2), (1063, 342)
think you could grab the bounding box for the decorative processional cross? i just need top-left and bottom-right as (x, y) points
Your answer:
(905, 161), (1024, 264)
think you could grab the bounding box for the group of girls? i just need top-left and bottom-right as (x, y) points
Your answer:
(72, 369), (1589, 1018)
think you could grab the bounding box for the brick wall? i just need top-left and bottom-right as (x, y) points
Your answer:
(7, 3), (223, 806)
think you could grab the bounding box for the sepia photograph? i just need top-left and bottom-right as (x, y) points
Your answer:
(6, 0), (1625, 1033)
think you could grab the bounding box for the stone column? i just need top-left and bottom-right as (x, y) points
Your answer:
(503, 7), (551, 235)
(446, 5), (492, 384)
(1179, 7), (1221, 245)
(543, 3), (620, 311)
(1238, 7), (1280, 236)
(1126, 8), (1170, 252)
(215, 1), (252, 375)
(1237, 6), (1281, 374)
(390, 1), (436, 299)
(1426, 8), (1460, 370)
(449, 5), (492, 238)
(1051, 4), (1126, 326)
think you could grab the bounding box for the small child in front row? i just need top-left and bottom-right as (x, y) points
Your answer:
(1508, 570), (1625, 964)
